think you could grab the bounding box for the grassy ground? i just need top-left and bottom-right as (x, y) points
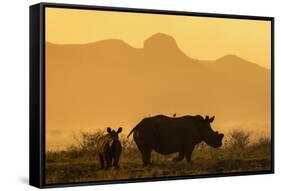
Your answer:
(45, 130), (271, 184)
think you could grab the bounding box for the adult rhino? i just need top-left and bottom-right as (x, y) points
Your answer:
(127, 115), (224, 165)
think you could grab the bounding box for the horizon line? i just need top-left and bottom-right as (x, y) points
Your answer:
(45, 33), (271, 70)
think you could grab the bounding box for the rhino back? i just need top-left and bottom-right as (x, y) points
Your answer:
(134, 115), (203, 153)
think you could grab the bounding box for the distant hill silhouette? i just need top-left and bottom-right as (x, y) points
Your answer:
(46, 33), (270, 139)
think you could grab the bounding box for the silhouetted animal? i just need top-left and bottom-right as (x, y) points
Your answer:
(127, 115), (224, 165)
(97, 127), (122, 169)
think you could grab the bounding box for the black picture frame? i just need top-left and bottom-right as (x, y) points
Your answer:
(30, 2), (275, 189)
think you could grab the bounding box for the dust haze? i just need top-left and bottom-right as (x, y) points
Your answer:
(46, 33), (271, 150)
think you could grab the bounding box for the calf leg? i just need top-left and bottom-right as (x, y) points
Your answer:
(104, 154), (112, 169)
(99, 154), (105, 169)
(113, 156), (119, 168)
(113, 154), (120, 169)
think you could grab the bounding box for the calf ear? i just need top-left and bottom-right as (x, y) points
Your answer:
(117, 127), (123, 133)
(209, 116), (215, 123)
(107, 127), (112, 133)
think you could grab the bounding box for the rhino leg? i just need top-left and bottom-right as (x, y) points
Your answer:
(185, 145), (195, 164)
(140, 148), (152, 166)
(136, 142), (152, 165)
(104, 153), (112, 169)
(99, 154), (105, 169)
(172, 152), (184, 162)
(113, 154), (120, 168)
(133, 132), (152, 165)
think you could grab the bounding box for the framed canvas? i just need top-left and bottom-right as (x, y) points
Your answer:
(29, 2), (274, 188)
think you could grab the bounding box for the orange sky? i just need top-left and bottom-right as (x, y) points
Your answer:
(46, 7), (271, 69)
(45, 7), (271, 150)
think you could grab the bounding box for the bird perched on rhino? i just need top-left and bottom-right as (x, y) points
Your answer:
(97, 127), (122, 169)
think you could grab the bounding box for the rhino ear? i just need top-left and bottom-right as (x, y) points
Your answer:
(117, 127), (122, 134)
(107, 127), (112, 133)
(209, 116), (215, 123)
(205, 116), (209, 121)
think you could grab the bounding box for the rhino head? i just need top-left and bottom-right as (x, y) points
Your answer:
(107, 127), (122, 147)
(201, 116), (224, 148)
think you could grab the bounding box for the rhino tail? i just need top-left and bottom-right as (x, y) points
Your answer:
(127, 120), (143, 138)
(127, 127), (137, 138)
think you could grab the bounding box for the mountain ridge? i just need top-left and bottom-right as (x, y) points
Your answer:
(46, 33), (269, 71)
(45, 33), (271, 136)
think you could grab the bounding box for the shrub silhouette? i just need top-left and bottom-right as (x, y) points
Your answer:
(229, 129), (251, 149)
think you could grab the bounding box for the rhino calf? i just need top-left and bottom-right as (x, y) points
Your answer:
(128, 115), (224, 166)
(97, 127), (122, 169)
